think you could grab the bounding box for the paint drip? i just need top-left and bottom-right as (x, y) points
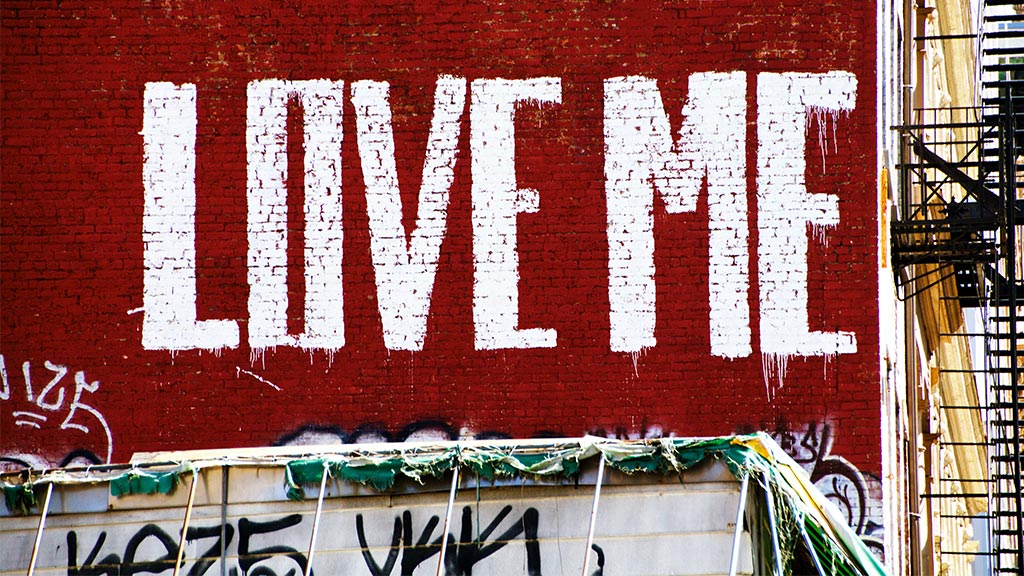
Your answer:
(629, 348), (648, 379)
(806, 106), (848, 174)
(761, 352), (791, 401)
(250, 346), (271, 370)
(809, 221), (836, 248)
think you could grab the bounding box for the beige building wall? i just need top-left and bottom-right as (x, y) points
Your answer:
(885, 0), (991, 574)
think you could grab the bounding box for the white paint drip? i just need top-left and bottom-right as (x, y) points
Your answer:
(807, 105), (851, 172)
(823, 351), (836, 381)
(809, 107), (829, 172)
(806, 94), (847, 170)
(249, 347), (270, 371)
(629, 349), (644, 378)
(809, 221), (836, 248)
(126, 307), (144, 316)
(760, 352), (791, 401)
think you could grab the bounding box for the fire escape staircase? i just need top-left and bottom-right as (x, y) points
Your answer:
(892, 2), (1023, 572)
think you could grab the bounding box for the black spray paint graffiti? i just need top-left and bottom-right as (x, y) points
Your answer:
(766, 421), (885, 558)
(356, 506), (541, 576)
(273, 421), (666, 448)
(0, 354), (113, 468)
(770, 422), (868, 531)
(66, 515), (310, 576)
(356, 505), (605, 576)
(1, 448), (103, 470)
(63, 506), (603, 576)
(274, 421), (461, 446)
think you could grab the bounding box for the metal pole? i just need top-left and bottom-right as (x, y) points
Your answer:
(581, 455), (606, 576)
(26, 482), (54, 576)
(173, 472), (200, 576)
(435, 465), (460, 576)
(727, 474), (750, 576)
(220, 466), (229, 576)
(762, 471), (784, 576)
(800, 523), (829, 576)
(304, 464), (330, 576)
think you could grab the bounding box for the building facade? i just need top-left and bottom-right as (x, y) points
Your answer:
(884, 0), (1023, 574)
(14, 1), (1013, 574)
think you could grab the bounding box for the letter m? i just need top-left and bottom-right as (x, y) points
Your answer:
(604, 74), (750, 358)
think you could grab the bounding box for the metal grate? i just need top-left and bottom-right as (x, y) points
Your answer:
(980, 5), (1024, 571)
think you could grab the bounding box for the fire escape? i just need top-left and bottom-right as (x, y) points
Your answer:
(892, 1), (1024, 572)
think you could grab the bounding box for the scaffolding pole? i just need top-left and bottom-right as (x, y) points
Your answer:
(26, 482), (54, 576)
(728, 474), (750, 576)
(763, 471), (784, 576)
(581, 455), (606, 576)
(435, 465), (460, 576)
(172, 472), (199, 576)
(304, 463), (330, 576)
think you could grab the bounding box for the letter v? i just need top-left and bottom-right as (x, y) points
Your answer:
(351, 76), (467, 351)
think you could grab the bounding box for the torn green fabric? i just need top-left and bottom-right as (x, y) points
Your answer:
(285, 447), (459, 497)
(388, 447), (458, 484)
(283, 437), (763, 491)
(332, 458), (405, 490)
(2, 482), (36, 515)
(660, 436), (736, 471)
(462, 443), (586, 479)
(594, 440), (664, 474)
(108, 467), (183, 497)
(284, 458), (324, 500)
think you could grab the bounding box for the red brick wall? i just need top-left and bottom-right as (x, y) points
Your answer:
(1, 1), (878, 481)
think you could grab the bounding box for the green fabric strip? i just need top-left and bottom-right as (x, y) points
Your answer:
(285, 448), (459, 495)
(462, 445), (584, 479)
(332, 459), (404, 491)
(109, 469), (182, 497)
(2, 482), (36, 515)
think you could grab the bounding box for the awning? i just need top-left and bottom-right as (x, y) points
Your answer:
(2, 433), (888, 576)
